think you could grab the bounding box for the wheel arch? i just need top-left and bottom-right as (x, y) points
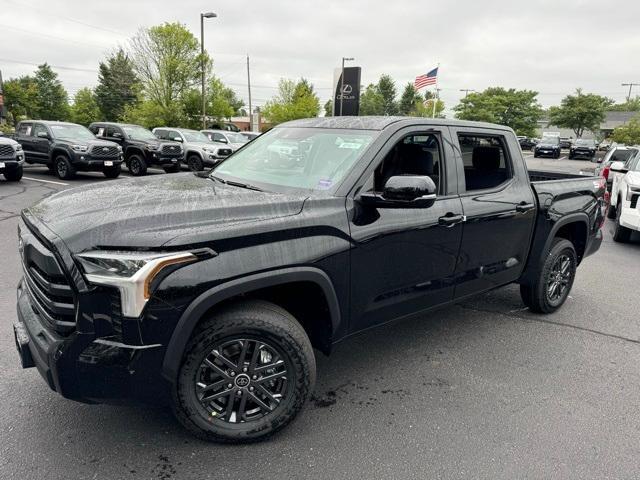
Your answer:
(161, 266), (341, 384)
(551, 215), (589, 264)
(186, 150), (204, 160)
(124, 146), (145, 160)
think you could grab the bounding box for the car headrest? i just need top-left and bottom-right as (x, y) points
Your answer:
(398, 143), (434, 175)
(472, 146), (501, 171)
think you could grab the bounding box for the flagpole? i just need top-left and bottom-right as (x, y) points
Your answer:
(432, 62), (440, 118)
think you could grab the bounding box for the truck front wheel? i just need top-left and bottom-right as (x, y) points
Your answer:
(4, 165), (23, 181)
(127, 154), (147, 176)
(172, 300), (316, 443)
(54, 155), (76, 180)
(520, 238), (577, 314)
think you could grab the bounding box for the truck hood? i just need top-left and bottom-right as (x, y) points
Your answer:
(24, 173), (307, 253)
(626, 171), (640, 187)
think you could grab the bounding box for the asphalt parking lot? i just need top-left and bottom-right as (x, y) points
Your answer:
(2, 159), (639, 480)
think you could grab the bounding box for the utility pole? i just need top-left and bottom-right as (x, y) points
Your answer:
(340, 57), (354, 116)
(200, 12), (217, 129)
(459, 88), (475, 97)
(246, 54), (252, 130)
(432, 88), (441, 118)
(622, 83), (640, 102)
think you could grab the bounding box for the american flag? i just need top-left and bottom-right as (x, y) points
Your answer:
(414, 67), (438, 90)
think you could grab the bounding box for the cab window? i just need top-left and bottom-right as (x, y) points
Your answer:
(17, 123), (33, 136)
(458, 133), (512, 192)
(105, 126), (122, 138)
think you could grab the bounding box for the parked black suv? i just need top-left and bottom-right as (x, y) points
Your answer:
(569, 138), (596, 160)
(16, 121), (123, 179)
(14, 117), (604, 443)
(533, 136), (561, 158)
(89, 122), (183, 175)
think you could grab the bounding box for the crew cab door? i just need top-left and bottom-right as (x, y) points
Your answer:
(348, 126), (463, 332)
(16, 122), (34, 160)
(30, 123), (52, 163)
(449, 127), (536, 298)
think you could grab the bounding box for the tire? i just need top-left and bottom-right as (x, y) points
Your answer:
(103, 165), (121, 179)
(612, 199), (632, 243)
(163, 164), (181, 173)
(4, 165), (23, 181)
(606, 203), (617, 219)
(568, 154), (574, 160)
(54, 155), (76, 180)
(127, 154), (147, 176)
(554, 151), (561, 159)
(187, 154), (204, 171)
(172, 300), (316, 443)
(533, 153), (538, 158)
(520, 238), (577, 314)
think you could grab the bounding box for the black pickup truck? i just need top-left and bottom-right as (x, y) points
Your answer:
(89, 122), (184, 175)
(15, 121), (123, 179)
(14, 117), (604, 443)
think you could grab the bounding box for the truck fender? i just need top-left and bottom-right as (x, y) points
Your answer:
(161, 266), (341, 383)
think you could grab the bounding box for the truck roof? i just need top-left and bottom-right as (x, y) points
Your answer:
(280, 116), (513, 132)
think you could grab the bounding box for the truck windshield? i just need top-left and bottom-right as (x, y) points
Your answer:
(180, 130), (210, 143)
(123, 126), (156, 141)
(227, 133), (249, 144)
(50, 124), (96, 141)
(212, 127), (377, 193)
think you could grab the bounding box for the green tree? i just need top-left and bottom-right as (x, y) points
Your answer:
(262, 78), (320, 125)
(324, 99), (333, 117)
(454, 87), (542, 137)
(398, 82), (423, 115)
(610, 116), (640, 145)
(69, 88), (100, 126)
(548, 89), (613, 138)
(608, 97), (640, 112)
(3, 75), (38, 121)
(120, 100), (173, 129)
(359, 83), (384, 115)
(33, 63), (69, 120)
(95, 48), (139, 121)
(377, 74), (398, 116)
(129, 22), (209, 126)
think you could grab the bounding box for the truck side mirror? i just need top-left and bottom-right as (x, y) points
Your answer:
(173, 137), (183, 142)
(36, 131), (49, 139)
(359, 175), (437, 208)
(609, 161), (627, 173)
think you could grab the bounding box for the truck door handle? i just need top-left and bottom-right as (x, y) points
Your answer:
(438, 213), (465, 227)
(516, 202), (535, 213)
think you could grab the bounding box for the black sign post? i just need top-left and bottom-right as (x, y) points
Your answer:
(333, 67), (361, 116)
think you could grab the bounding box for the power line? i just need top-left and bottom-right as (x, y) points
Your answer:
(0, 23), (112, 49)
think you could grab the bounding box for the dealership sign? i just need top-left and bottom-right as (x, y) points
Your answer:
(333, 66), (361, 116)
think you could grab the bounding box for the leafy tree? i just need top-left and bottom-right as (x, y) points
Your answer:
(70, 88), (100, 126)
(359, 83), (384, 115)
(33, 63), (69, 120)
(262, 78), (320, 125)
(3, 75), (38, 121)
(377, 74), (398, 116)
(607, 97), (640, 112)
(610, 116), (640, 145)
(121, 100), (176, 129)
(548, 89), (613, 138)
(129, 22), (209, 126)
(95, 48), (139, 121)
(398, 83), (423, 115)
(454, 87), (542, 137)
(324, 99), (333, 117)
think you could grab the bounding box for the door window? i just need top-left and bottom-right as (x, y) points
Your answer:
(17, 123), (33, 136)
(105, 126), (122, 138)
(213, 132), (227, 143)
(167, 130), (181, 141)
(32, 124), (49, 138)
(367, 133), (443, 194)
(458, 134), (512, 192)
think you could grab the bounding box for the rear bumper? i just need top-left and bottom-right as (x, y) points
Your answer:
(15, 278), (169, 404)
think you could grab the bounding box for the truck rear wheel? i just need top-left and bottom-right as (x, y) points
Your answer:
(4, 165), (23, 181)
(520, 238), (577, 314)
(54, 155), (76, 180)
(172, 300), (316, 443)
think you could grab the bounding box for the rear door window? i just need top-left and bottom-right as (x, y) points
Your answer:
(17, 123), (33, 136)
(457, 133), (513, 192)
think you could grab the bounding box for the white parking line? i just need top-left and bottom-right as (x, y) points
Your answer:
(22, 176), (69, 186)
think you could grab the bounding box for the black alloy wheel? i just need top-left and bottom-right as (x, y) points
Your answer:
(55, 155), (76, 180)
(127, 154), (147, 176)
(546, 253), (573, 306)
(187, 154), (204, 171)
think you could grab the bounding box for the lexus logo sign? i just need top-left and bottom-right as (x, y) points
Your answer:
(341, 84), (353, 95)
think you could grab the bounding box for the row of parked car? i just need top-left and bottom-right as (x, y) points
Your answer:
(0, 120), (260, 181)
(518, 136), (598, 160)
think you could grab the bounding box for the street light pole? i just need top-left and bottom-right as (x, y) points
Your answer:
(200, 12), (217, 129)
(339, 57), (354, 116)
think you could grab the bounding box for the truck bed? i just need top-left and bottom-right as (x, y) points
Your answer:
(528, 169), (594, 182)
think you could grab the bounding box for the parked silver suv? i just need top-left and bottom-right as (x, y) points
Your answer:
(152, 127), (233, 171)
(201, 129), (249, 152)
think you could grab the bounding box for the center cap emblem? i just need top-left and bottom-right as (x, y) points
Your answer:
(235, 374), (250, 388)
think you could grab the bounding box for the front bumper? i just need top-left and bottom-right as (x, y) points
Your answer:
(570, 149), (595, 158)
(535, 149), (559, 157)
(71, 152), (124, 171)
(15, 278), (168, 404)
(145, 150), (183, 166)
(0, 157), (24, 172)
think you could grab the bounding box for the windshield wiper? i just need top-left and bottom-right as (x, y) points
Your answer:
(225, 180), (263, 191)
(209, 174), (227, 184)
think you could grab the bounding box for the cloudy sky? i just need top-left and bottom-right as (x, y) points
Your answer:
(2, 0), (639, 116)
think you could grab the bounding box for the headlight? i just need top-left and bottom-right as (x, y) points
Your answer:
(15, 144), (23, 152)
(202, 145), (217, 153)
(117, 145), (123, 151)
(147, 144), (159, 151)
(75, 250), (199, 317)
(71, 145), (88, 152)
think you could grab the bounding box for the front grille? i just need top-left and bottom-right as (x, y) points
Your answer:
(161, 144), (182, 156)
(20, 228), (76, 335)
(0, 144), (15, 157)
(90, 145), (119, 159)
(218, 148), (232, 157)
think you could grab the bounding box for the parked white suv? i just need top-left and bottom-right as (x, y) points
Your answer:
(201, 130), (249, 152)
(608, 150), (640, 242)
(153, 127), (233, 171)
